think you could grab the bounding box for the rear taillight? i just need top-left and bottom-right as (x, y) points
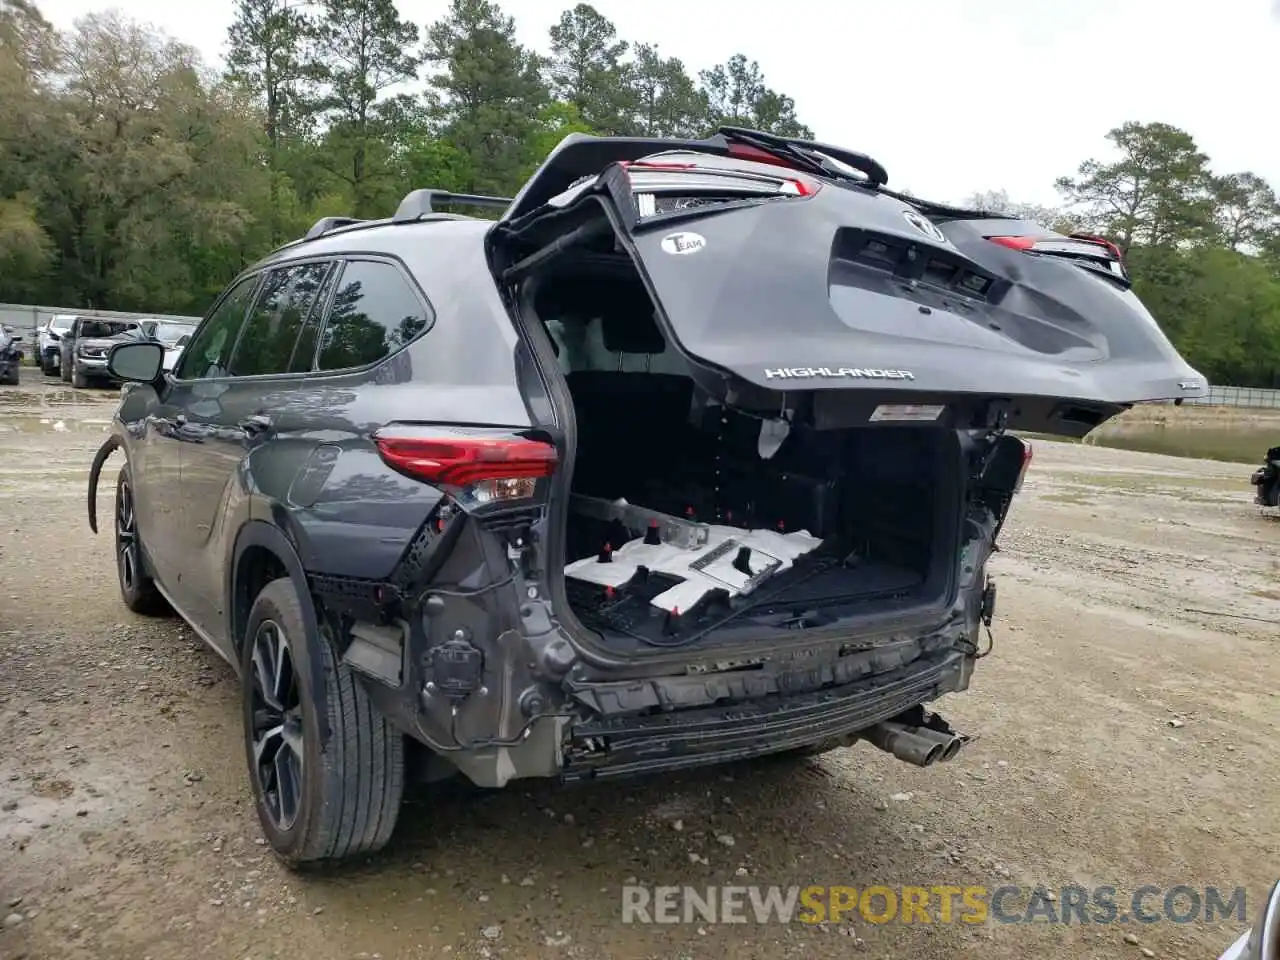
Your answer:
(625, 162), (820, 217)
(1015, 441), (1033, 492)
(373, 429), (558, 507)
(987, 233), (1128, 282)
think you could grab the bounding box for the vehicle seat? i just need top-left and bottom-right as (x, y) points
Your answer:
(555, 286), (696, 497)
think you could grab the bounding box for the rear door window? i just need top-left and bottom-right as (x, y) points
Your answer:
(286, 264), (338, 373)
(315, 259), (431, 371)
(175, 275), (259, 380)
(229, 261), (333, 377)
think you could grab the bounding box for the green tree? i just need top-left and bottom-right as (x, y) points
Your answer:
(546, 3), (634, 135)
(31, 11), (267, 310)
(1211, 171), (1279, 252)
(0, 0), (58, 296)
(962, 189), (1078, 232)
(629, 43), (705, 138)
(423, 0), (548, 197)
(306, 0), (420, 218)
(224, 0), (312, 243)
(698, 54), (811, 138)
(1055, 121), (1215, 253)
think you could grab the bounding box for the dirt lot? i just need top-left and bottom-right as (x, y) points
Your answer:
(1, 371), (1277, 960)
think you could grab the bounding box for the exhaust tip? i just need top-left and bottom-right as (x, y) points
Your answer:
(921, 743), (944, 766)
(940, 736), (965, 762)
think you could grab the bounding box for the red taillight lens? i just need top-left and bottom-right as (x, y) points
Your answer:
(987, 234), (1128, 282)
(373, 432), (557, 498)
(986, 235), (1039, 251)
(988, 233), (1123, 261)
(1068, 232), (1123, 262)
(1015, 441), (1033, 491)
(726, 143), (796, 168)
(626, 163), (820, 203)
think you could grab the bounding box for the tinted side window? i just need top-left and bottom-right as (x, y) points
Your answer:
(229, 262), (330, 377)
(286, 264), (337, 373)
(176, 275), (259, 380)
(316, 260), (431, 372)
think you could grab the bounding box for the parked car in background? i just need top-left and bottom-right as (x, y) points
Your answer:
(139, 318), (198, 348)
(1252, 445), (1280, 511)
(0, 324), (24, 384)
(61, 317), (142, 387)
(137, 318), (198, 372)
(163, 333), (191, 373)
(37, 314), (78, 375)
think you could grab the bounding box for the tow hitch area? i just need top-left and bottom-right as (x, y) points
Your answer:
(859, 706), (969, 767)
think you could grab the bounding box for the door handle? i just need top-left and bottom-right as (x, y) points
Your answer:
(238, 414), (273, 436)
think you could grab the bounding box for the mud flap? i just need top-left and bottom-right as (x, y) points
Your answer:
(87, 435), (122, 533)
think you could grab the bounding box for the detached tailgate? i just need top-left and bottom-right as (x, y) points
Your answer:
(616, 176), (1204, 435)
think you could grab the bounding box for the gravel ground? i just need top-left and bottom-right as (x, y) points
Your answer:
(1, 370), (1278, 960)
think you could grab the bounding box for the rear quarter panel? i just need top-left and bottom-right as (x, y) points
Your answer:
(245, 222), (538, 581)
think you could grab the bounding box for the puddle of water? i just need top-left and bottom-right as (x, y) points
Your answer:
(0, 387), (118, 406)
(0, 414), (111, 434)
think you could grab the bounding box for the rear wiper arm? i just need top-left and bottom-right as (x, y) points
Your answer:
(716, 129), (832, 180)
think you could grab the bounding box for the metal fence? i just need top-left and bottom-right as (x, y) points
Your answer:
(1, 302), (200, 344)
(1179, 385), (1280, 409)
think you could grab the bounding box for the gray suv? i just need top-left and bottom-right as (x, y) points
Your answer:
(62, 317), (142, 387)
(88, 127), (1204, 866)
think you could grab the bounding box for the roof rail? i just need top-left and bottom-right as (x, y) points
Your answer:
(393, 189), (513, 223)
(305, 216), (366, 240)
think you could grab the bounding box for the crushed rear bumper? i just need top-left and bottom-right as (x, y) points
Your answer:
(561, 647), (969, 782)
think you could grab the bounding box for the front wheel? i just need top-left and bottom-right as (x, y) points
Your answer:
(115, 467), (168, 615)
(241, 578), (405, 866)
(71, 365), (88, 389)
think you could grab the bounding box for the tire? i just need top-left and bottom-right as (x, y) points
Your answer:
(241, 577), (405, 866)
(115, 467), (169, 615)
(71, 364), (88, 388)
(61, 358), (71, 383)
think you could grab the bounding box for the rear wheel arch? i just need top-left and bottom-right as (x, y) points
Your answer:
(229, 522), (333, 742)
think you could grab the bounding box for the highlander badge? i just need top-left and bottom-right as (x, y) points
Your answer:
(764, 367), (915, 381)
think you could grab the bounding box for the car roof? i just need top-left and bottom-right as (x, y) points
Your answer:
(251, 215), (493, 272)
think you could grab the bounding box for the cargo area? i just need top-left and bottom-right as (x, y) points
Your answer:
(523, 258), (965, 652)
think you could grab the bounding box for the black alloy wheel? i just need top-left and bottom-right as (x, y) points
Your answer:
(247, 619), (306, 832)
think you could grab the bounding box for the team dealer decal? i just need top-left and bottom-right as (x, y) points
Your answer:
(764, 367), (916, 381)
(660, 231), (706, 255)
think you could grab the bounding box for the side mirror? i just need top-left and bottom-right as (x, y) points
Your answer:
(108, 341), (165, 383)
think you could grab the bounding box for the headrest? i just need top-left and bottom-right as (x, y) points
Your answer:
(599, 301), (664, 354)
(537, 275), (665, 354)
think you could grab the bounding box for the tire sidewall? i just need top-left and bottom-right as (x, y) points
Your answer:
(240, 578), (332, 863)
(115, 466), (146, 607)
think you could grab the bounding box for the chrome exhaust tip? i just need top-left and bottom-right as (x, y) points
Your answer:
(860, 722), (945, 767)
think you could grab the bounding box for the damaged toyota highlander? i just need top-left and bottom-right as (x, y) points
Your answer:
(87, 126), (1206, 865)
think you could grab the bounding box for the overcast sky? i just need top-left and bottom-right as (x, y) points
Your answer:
(34, 0), (1280, 207)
